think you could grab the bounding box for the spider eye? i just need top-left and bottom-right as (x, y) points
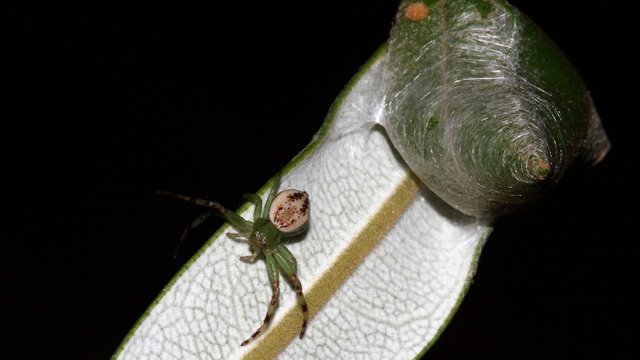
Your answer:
(268, 189), (310, 235)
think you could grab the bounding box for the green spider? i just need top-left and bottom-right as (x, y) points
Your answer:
(157, 175), (310, 346)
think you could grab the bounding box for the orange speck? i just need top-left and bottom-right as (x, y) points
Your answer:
(535, 160), (551, 179)
(405, 2), (430, 21)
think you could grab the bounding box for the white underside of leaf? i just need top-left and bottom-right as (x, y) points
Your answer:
(116, 55), (491, 360)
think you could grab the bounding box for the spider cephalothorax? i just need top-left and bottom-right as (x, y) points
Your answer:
(158, 175), (310, 346)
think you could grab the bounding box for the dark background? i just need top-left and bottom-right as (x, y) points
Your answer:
(6, 1), (634, 358)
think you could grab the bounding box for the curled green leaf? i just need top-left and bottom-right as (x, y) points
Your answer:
(383, 0), (609, 217)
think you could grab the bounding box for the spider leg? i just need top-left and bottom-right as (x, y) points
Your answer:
(156, 190), (252, 233)
(262, 174), (281, 218)
(274, 244), (309, 339)
(241, 253), (280, 346)
(243, 193), (262, 220)
(239, 248), (261, 263)
(226, 232), (243, 240)
(171, 211), (214, 258)
(231, 233), (264, 262)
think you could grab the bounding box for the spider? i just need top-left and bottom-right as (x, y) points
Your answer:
(157, 175), (310, 346)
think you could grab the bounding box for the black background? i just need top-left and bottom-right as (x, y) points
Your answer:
(6, 1), (634, 358)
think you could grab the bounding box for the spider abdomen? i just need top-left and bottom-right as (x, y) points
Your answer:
(269, 189), (310, 236)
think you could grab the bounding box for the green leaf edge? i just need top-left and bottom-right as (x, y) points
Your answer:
(112, 44), (491, 359)
(414, 228), (490, 359)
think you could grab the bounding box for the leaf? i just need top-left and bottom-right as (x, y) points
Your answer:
(113, 47), (490, 359)
(114, 1), (606, 358)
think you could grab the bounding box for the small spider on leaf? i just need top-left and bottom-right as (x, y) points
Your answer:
(157, 175), (310, 346)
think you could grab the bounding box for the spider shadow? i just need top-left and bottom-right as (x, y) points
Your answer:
(278, 230), (309, 246)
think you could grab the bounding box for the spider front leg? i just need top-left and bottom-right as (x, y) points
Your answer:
(156, 190), (254, 234)
(274, 244), (309, 339)
(241, 253), (280, 346)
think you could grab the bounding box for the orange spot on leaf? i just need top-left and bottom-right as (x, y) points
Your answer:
(405, 2), (430, 21)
